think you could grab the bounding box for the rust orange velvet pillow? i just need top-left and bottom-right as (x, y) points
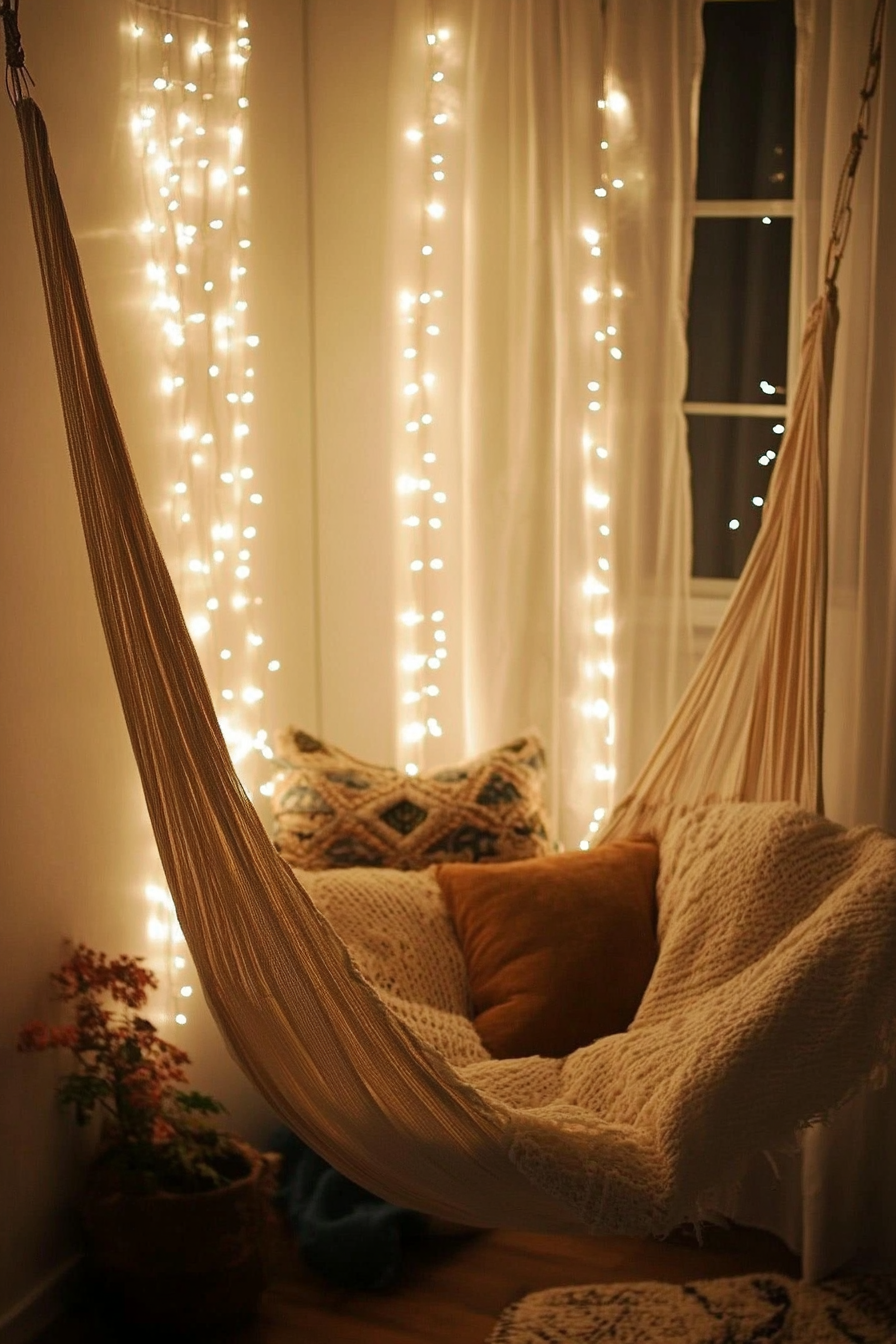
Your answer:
(434, 841), (659, 1059)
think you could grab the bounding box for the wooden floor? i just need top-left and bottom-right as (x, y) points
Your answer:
(38, 1219), (799, 1344)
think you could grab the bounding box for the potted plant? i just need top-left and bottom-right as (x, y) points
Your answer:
(18, 945), (270, 1332)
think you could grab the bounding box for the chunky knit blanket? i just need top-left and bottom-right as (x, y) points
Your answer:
(299, 802), (896, 1236)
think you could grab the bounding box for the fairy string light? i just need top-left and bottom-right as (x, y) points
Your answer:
(129, 2), (276, 1020)
(578, 80), (625, 848)
(395, 11), (453, 776)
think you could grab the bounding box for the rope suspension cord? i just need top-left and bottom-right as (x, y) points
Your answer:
(824, 0), (888, 293)
(1, 0), (33, 107)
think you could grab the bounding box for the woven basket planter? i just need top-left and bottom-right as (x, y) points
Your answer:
(81, 1144), (268, 1332)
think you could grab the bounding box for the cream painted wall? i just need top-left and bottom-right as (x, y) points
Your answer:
(0, 0), (397, 1330)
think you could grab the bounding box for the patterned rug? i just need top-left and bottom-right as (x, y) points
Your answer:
(487, 1273), (896, 1343)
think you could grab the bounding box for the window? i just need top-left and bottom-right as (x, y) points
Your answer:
(686, 0), (796, 601)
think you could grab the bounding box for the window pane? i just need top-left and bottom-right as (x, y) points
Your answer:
(697, 0), (795, 201)
(688, 415), (783, 579)
(686, 217), (791, 405)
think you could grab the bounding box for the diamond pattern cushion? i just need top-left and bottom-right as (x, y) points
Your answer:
(270, 730), (554, 870)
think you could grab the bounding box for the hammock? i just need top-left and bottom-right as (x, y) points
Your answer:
(5, 2), (896, 1237)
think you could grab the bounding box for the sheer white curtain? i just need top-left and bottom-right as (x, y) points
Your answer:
(723, 0), (896, 1280)
(797, 0), (896, 1281)
(389, 0), (700, 846)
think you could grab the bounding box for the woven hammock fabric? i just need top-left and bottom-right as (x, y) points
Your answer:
(604, 291), (836, 840)
(12, 93), (896, 1236)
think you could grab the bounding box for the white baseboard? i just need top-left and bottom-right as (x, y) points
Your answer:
(0, 1257), (83, 1344)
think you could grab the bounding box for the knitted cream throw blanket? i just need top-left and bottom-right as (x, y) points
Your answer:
(297, 802), (896, 1237)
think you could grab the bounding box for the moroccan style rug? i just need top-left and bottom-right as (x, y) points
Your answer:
(487, 1273), (896, 1343)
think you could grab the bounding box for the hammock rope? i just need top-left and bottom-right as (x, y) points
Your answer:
(824, 0), (886, 292)
(4, 0), (894, 1238)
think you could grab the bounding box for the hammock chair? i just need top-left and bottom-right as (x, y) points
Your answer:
(5, 1), (896, 1239)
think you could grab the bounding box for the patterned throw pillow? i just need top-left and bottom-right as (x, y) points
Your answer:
(270, 729), (554, 870)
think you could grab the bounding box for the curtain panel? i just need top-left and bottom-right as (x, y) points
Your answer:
(388, 0), (701, 846)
